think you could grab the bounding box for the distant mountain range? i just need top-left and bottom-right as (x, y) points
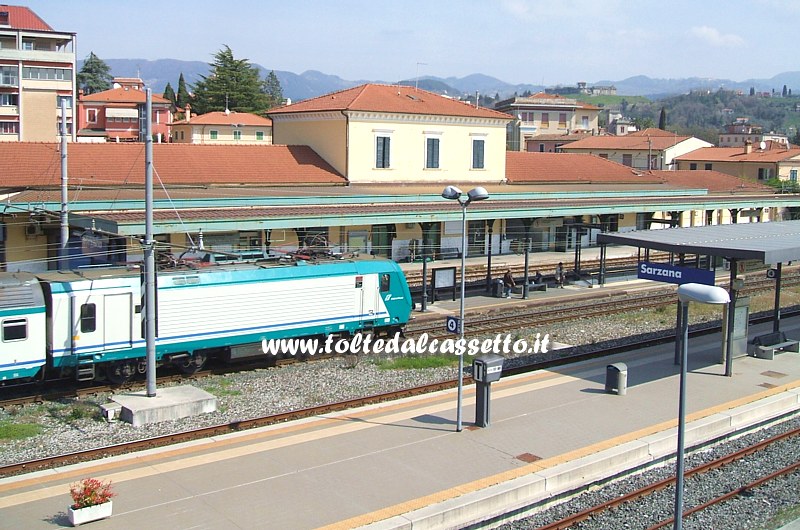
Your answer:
(99, 58), (800, 102)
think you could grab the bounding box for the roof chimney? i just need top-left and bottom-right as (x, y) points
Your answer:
(744, 140), (752, 154)
(185, 103), (191, 123)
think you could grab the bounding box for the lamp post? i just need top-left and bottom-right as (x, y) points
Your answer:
(673, 283), (730, 530)
(442, 185), (489, 432)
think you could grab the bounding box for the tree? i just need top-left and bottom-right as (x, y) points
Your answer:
(261, 70), (284, 109)
(162, 82), (176, 106)
(190, 45), (269, 114)
(749, 87), (755, 96)
(176, 73), (191, 109)
(783, 84), (788, 97)
(77, 52), (112, 95)
(658, 107), (667, 129)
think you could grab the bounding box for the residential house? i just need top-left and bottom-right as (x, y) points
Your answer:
(170, 108), (272, 144)
(559, 128), (712, 170)
(0, 5), (76, 142)
(268, 84), (512, 184)
(493, 93), (600, 151)
(77, 77), (172, 142)
(674, 141), (800, 184)
(717, 118), (789, 147)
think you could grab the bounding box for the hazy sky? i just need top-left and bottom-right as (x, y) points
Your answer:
(21, 0), (800, 85)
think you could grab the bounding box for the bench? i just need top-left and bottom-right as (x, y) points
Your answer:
(748, 331), (800, 360)
(437, 247), (461, 260)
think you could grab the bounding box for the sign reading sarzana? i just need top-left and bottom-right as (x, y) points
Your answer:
(637, 261), (716, 286)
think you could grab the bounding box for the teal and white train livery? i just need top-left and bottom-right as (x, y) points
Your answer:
(0, 259), (412, 384)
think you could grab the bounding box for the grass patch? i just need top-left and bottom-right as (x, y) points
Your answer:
(762, 503), (800, 529)
(377, 355), (460, 370)
(203, 378), (242, 397)
(0, 421), (42, 440)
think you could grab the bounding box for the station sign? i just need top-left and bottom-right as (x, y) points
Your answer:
(445, 316), (461, 335)
(637, 261), (715, 286)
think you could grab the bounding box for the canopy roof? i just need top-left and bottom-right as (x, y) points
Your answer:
(597, 220), (800, 264)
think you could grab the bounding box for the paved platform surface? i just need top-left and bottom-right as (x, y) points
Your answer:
(2, 312), (799, 529)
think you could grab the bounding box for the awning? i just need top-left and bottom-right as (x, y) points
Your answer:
(105, 108), (138, 119)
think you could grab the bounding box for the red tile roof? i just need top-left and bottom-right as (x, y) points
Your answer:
(561, 131), (693, 151)
(652, 170), (772, 193)
(674, 146), (800, 163)
(1, 5), (53, 31)
(80, 87), (171, 104)
(506, 152), (664, 184)
(627, 128), (682, 137)
(176, 111), (272, 126)
(270, 84), (513, 120)
(0, 143), (344, 187)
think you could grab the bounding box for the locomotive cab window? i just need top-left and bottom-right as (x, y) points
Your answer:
(2, 318), (27, 341)
(80, 303), (97, 333)
(380, 273), (391, 292)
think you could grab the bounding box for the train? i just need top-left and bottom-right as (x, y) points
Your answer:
(0, 258), (413, 385)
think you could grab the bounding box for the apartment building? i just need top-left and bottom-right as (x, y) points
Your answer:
(0, 5), (76, 142)
(494, 93), (600, 151)
(77, 77), (172, 142)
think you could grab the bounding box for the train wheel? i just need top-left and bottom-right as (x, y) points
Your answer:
(177, 351), (208, 374)
(106, 361), (136, 385)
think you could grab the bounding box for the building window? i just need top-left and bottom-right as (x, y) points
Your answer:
(559, 113), (567, 127)
(0, 66), (17, 86)
(472, 139), (485, 169)
(376, 136), (390, 168)
(520, 111), (534, 122)
(233, 129), (242, 141)
(2, 318), (27, 342)
(539, 143), (545, 152)
(87, 108), (97, 122)
(22, 67), (71, 80)
(209, 130), (218, 140)
(581, 115), (589, 129)
(541, 113), (549, 127)
(650, 155), (658, 169)
(425, 137), (440, 169)
(57, 95), (72, 109)
(0, 121), (18, 134)
(622, 154), (633, 167)
(0, 93), (17, 106)
(256, 131), (264, 141)
(790, 170), (798, 182)
(757, 167), (772, 180)
(704, 163), (712, 170)
(689, 163), (697, 170)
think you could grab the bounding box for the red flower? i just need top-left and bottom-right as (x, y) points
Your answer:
(69, 477), (116, 509)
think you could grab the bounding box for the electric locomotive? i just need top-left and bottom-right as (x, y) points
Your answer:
(0, 258), (412, 385)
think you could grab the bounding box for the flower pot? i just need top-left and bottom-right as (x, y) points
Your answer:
(67, 501), (113, 526)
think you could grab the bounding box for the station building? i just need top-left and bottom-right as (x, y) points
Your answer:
(0, 84), (799, 272)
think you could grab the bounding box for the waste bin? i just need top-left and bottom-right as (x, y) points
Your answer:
(605, 362), (627, 395)
(493, 278), (504, 298)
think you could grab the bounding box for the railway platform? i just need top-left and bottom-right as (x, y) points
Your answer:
(1, 315), (799, 529)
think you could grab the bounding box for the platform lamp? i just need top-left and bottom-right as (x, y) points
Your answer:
(673, 283), (730, 530)
(442, 185), (489, 432)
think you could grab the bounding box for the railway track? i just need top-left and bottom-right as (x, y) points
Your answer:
(531, 424), (800, 530)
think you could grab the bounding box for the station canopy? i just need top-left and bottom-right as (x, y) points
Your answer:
(597, 220), (800, 265)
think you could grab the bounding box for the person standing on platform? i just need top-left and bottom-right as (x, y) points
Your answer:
(555, 262), (565, 288)
(503, 269), (515, 298)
